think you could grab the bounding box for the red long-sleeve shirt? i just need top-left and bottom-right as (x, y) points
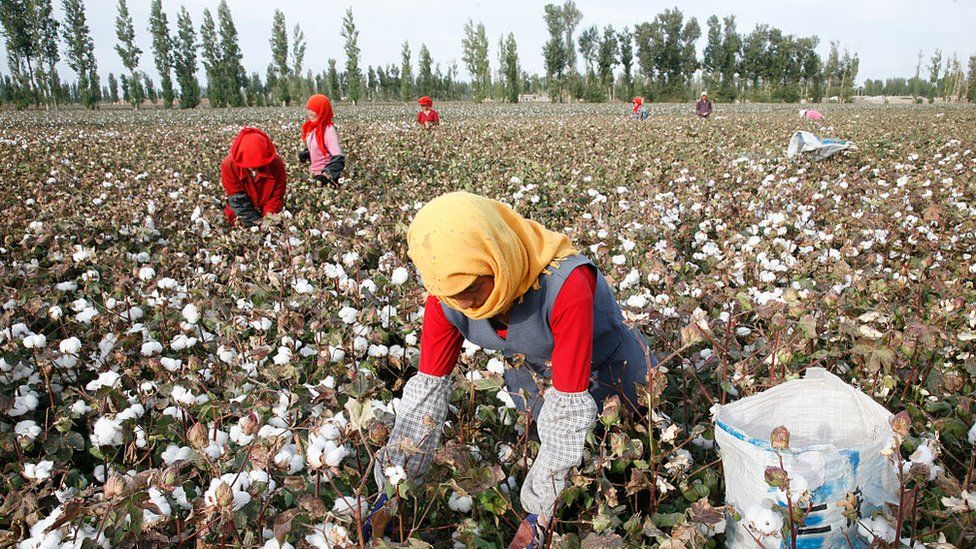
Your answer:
(220, 155), (287, 225)
(417, 109), (440, 127)
(419, 265), (596, 392)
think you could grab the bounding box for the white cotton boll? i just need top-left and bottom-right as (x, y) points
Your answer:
(85, 371), (121, 391)
(161, 444), (192, 464)
(324, 444), (350, 467)
(273, 347), (293, 365)
(23, 460), (54, 480)
(858, 516), (896, 544)
(141, 341), (163, 356)
(230, 425), (254, 446)
(496, 390), (517, 409)
(204, 429), (230, 459)
(181, 303), (200, 324)
(332, 496), (368, 518)
(328, 346), (346, 362)
(10, 392), (39, 416)
(75, 307), (98, 323)
(217, 345), (238, 364)
(171, 385), (205, 406)
(55, 280), (77, 292)
(384, 465), (406, 486)
(70, 298), (89, 312)
(306, 522), (351, 548)
(368, 344), (388, 357)
(22, 334), (47, 349)
(736, 327), (752, 337)
(486, 357), (505, 375)
(292, 278), (314, 294)
(261, 540), (294, 549)
(968, 422), (976, 445)
(157, 277), (178, 290)
(71, 400), (91, 415)
(91, 416), (124, 446)
(127, 306), (144, 321)
(59, 337), (81, 355)
(274, 445), (306, 473)
(138, 266), (156, 281)
(171, 334), (198, 351)
(909, 443), (936, 467)
(338, 306), (358, 324)
(15, 419), (42, 441)
(390, 267), (410, 286)
(48, 305), (62, 320)
(250, 317), (273, 331)
(626, 294), (648, 308)
(497, 444), (514, 463)
(611, 254), (626, 265)
(143, 487), (172, 525)
(72, 246), (92, 262)
(160, 357), (182, 372)
(744, 500), (784, 537)
(448, 492), (473, 513)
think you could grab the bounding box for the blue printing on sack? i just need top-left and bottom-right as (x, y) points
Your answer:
(718, 419), (866, 548)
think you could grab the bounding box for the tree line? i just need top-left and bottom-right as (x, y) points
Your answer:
(2, 0), (975, 109)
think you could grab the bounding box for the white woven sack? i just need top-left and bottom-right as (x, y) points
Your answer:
(714, 368), (899, 548)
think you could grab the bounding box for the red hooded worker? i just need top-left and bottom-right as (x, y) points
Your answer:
(631, 96), (643, 113)
(221, 128), (286, 227)
(416, 96), (440, 128)
(298, 94), (345, 188)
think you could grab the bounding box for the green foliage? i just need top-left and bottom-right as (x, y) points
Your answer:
(172, 6), (199, 109)
(217, 0), (246, 107)
(400, 41), (412, 101)
(341, 8), (362, 104)
(61, 0), (99, 108)
(148, 0), (174, 108)
(269, 9), (290, 106)
(461, 19), (490, 102)
(417, 44), (434, 98)
(114, 0), (142, 108)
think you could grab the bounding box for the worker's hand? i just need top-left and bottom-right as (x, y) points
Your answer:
(313, 173), (340, 189)
(297, 148), (311, 163)
(508, 514), (543, 549)
(363, 493), (396, 543)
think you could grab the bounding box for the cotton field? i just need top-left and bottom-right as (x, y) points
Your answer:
(0, 103), (974, 547)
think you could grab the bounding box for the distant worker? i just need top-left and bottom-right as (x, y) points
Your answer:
(696, 92), (713, 119)
(221, 128), (286, 227)
(417, 96), (440, 128)
(631, 96), (648, 120)
(298, 94), (345, 188)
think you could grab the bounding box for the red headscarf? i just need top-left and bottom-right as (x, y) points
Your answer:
(230, 127), (277, 169)
(632, 96), (643, 112)
(301, 94), (334, 157)
(418, 96), (433, 107)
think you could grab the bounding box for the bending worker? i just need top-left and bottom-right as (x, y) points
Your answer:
(368, 191), (656, 547)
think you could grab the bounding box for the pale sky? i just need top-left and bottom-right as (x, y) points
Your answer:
(3, 0), (974, 87)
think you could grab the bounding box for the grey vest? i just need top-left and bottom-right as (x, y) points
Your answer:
(441, 255), (633, 372)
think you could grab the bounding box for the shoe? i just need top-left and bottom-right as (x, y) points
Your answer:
(362, 493), (395, 543)
(508, 513), (542, 549)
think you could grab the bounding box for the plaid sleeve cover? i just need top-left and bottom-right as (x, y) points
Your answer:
(520, 388), (597, 516)
(373, 372), (451, 489)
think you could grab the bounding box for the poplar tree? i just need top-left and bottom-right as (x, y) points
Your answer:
(217, 0), (245, 106)
(148, 0), (174, 107)
(291, 23), (306, 100)
(114, 0), (142, 108)
(199, 9), (225, 107)
(269, 9), (290, 105)
(417, 44), (434, 97)
(62, 0), (100, 108)
(173, 6), (199, 108)
(462, 19), (490, 102)
(502, 32), (520, 103)
(400, 41), (412, 101)
(542, 4), (567, 102)
(341, 8), (362, 103)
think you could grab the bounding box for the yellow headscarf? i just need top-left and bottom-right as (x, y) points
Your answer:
(407, 192), (577, 320)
